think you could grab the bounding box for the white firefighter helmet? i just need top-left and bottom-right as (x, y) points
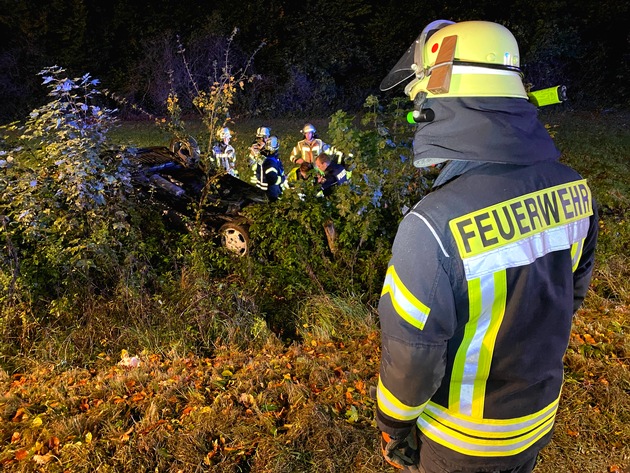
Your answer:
(380, 20), (527, 100)
(256, 126), (271, 139)
(217, 127), (232, 140)
(301, 123), (316, 135)
(265, 135), (280, 154)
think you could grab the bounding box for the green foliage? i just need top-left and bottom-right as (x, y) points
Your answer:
(550, 110), (630, 265)
(0, 66), (140, 328)
(243, 96), (432, 308)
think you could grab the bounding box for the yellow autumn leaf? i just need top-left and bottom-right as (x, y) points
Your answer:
(32, 416), (43, 427)
(85, 432), (92, 444)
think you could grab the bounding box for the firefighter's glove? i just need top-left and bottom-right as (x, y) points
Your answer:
(380, 430), (420, 471)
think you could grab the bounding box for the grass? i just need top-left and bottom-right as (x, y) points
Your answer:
(1, 110), (630, 472)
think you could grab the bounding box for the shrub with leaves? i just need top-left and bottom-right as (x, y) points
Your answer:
(167, 29), (263, 159)
(0, 66), (139, 328)
(154, 29), (264, 242)
(243, 96), (434, 307)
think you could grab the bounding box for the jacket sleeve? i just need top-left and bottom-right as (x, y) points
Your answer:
(376, 210), (457, 437)
(289, 142), (301, 163)
(572, 199), (599, 313)
(320, 173), (337, 196)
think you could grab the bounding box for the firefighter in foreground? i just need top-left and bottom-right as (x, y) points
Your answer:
(375, 20), (598, 473)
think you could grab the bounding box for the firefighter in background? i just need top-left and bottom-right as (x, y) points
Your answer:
(314, 153), (347, 197)
(249, 126), (271, 184)
(212, 127), (238, 176)
(375, 20), (598, 473)
(254, 135), (286, 202)
(289, 123), (343, 166)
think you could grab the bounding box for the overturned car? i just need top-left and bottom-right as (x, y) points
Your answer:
(129, 139), (267, 256)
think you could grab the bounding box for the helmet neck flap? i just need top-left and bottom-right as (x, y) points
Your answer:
(412, 97), (559, 168)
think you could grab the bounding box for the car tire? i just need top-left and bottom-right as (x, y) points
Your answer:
(219, 222), (250, 256)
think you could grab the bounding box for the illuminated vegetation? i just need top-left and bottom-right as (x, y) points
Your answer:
(0, 68), (628, 472)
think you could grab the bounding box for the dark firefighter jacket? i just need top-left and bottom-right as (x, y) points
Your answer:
(255, 153), (285, 202)
(319, 162), (348, 196)
(376, 97), (598, 471)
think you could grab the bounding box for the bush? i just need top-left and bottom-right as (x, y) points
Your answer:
(243, 97), (433, 310)
(0, 67), (146, 346)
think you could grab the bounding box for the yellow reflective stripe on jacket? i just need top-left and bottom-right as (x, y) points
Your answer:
(291, 139), (324, 163)
(381, 265), (430, 330)
(571, 239), (584, 272)
(377, 377), (428, 421)
(264, 167), (283, 185)
(418, 396), (559, 456)
(449, 270), (507, 417)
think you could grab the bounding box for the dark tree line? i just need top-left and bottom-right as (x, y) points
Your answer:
(0, 0), (628, 121)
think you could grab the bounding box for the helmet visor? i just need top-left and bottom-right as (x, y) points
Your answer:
(380, 20), (455, 91)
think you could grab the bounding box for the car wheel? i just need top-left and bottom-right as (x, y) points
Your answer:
(219, 223), (250, 256)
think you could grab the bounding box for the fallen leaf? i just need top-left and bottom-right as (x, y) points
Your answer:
(79, 398), (90, 412)
(12, 408), (27, 422)
(239, 393), (255, 407)
(47, 436), (60, 452)
(11, 432), (21, 443)
(131, 392), (146, 402)
(15, 449), (28, 461)
(33, 453), (53, 465)
(120, 426), (134, 443)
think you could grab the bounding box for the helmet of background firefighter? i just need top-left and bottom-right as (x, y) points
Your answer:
(256, 126), (271, 139)
(217, 127), (232, 140)
(265, 135), (280, 154)
(301, 123), (316, 135)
